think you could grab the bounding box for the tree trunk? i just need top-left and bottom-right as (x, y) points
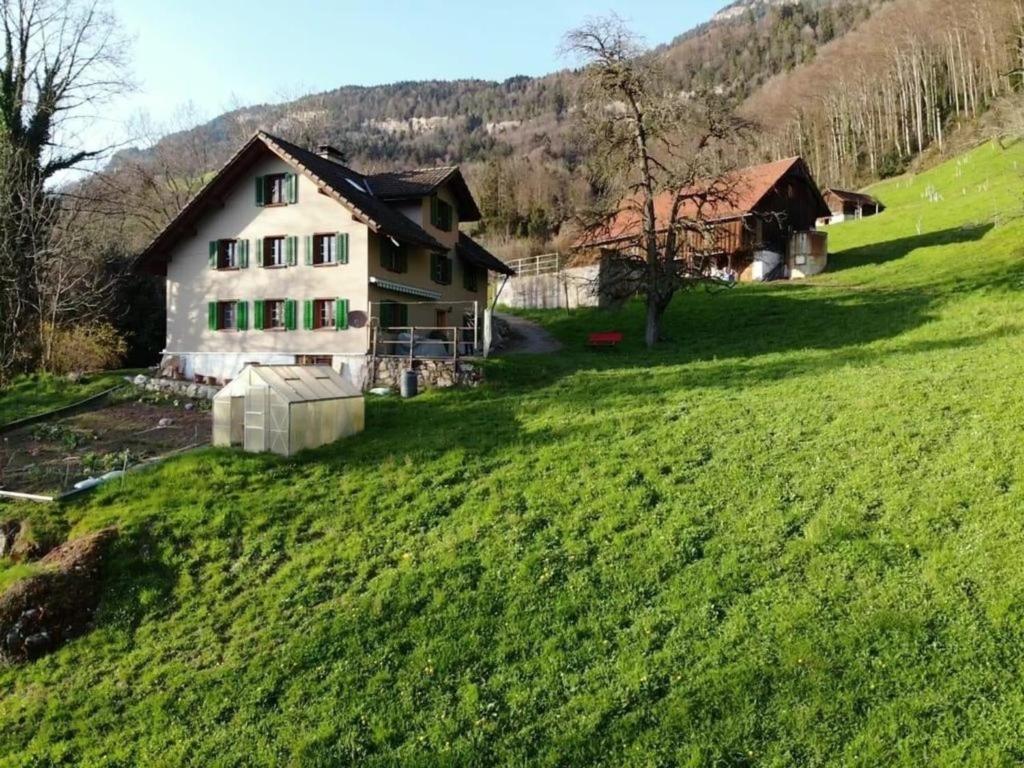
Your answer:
(644, 294), (663, 349)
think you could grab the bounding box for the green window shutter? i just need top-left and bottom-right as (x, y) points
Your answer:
(236, 301), (248, 331)
(286, 236), (297, 266)
(399, 303), (409, 327)
(207, 302), (218, 331)
(397, 245), (408, 273)
(430, 253), (439, 282)
(239, 240), (249, 269)
(255, 176), (265, 207)
(336, 298), (348, 330)
(304, 235), (313, 265)
(209, 241), (218, 269)
(430, 196), (438, 228)
(254, 300), (264, 330)
(336, 232), (349, 264)
(303, 299), (313, 330)
(287, 173), (298, 204)
(254, 238), (264, 268)
(285, 299), (297, 331)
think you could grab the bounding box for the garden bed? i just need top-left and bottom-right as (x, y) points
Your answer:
(0, 397), (211, 496)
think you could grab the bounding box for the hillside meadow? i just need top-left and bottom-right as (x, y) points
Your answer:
(2, 141), (1024, 766)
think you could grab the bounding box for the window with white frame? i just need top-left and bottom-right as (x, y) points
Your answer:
(264, 236), (286, 267)
(314, 233), (336, 265)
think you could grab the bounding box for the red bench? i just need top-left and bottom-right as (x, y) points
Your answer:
(587, 331), (623, 348)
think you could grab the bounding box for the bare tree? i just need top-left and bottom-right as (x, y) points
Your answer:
(1, 0), (130, 178)
(563, 15), (751, 347)
(0, 0), (130, 380)
(77, 104), (220, 242)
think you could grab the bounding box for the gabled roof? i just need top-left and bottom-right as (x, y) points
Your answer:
(456, 233), (515, 276)
(367, 166), (483, 222)
(590, 157), (831, 246)
(823, 188), (885, 209)
(215, 365), (361, 403)
(138, 131), (447, 274)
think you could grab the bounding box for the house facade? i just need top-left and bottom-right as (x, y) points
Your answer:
(139, 132), (513, 387)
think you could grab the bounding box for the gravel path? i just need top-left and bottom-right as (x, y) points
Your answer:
(495, 313), (563, 355)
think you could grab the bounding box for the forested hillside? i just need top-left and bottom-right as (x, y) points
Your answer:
(110, 0), (883, 251)
(745, 0), (1024, 185)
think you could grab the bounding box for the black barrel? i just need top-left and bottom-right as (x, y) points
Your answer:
(400, 369), (418, 398)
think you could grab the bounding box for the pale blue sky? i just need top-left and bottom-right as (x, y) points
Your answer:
(93, 0), (724, 148)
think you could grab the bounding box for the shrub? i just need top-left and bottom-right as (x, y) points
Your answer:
(42, 323), (127, 375)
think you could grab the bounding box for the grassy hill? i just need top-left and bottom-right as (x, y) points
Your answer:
(3, 141), (1024, 766)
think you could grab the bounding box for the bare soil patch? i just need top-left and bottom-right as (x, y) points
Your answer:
(0, 400), (211, 495)
(0, 527), (118, 662)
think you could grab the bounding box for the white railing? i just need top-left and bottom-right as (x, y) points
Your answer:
(505, 252), (564, 277)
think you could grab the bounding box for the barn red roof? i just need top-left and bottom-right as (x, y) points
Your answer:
(587, 157), (828, 246)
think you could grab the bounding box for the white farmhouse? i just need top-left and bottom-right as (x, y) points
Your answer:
(139, 131), (513, 387)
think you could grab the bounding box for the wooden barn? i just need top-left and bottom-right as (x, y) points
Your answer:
(583, 156), (832, 283)
(818, 188), (885, 226)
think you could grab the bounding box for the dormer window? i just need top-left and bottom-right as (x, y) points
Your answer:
(430, 196), (453, 232)
(255, 173), (297, 206)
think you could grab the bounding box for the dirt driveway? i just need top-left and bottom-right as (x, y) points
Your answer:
(494, 314), (563, 354)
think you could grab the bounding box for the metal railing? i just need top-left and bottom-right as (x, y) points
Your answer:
(505, 252), (564, 277)
(370, 326), (480, 365)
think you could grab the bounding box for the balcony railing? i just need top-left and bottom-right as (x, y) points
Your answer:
(370, 325), (480, 364)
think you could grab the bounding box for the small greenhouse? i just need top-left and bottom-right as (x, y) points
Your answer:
(212, 365), (364, 456)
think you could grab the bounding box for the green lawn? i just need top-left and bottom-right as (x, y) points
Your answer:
(0, 371), (136, 428)
(3, 142), (1024, 766)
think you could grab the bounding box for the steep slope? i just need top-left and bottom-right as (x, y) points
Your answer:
(743, 0), (1020, 187)
(5, 140), (1024, 765)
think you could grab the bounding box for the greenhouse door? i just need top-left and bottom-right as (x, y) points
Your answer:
(243, 384), (269, 453)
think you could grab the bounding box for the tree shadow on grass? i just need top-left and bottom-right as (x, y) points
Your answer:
(827, 224), (994, 272)
(502, 284), (943, 379)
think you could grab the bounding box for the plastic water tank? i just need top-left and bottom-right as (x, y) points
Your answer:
(400, 369), (418, 398)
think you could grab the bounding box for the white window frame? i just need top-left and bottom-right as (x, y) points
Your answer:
(316, 234), (336, 265)
(315, 299), (335, 329)
(220, 301), (236, 330)
(267, 174), (286, 205)
(266, 237), (286, 268)
(267, 299), (286, 329)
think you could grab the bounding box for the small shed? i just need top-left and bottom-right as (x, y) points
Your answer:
(212, 365), (364, 456)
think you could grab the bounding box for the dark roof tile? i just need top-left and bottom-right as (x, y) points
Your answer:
(456, 233), (515, 276)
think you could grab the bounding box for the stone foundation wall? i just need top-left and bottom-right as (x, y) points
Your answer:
(131, 375), (219, 401)
(369, 358), (483, 391)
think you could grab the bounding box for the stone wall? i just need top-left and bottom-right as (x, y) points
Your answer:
(368, 358), (483, 391)
(131, 374), (220, 401)
(498, 264), (601, 310)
